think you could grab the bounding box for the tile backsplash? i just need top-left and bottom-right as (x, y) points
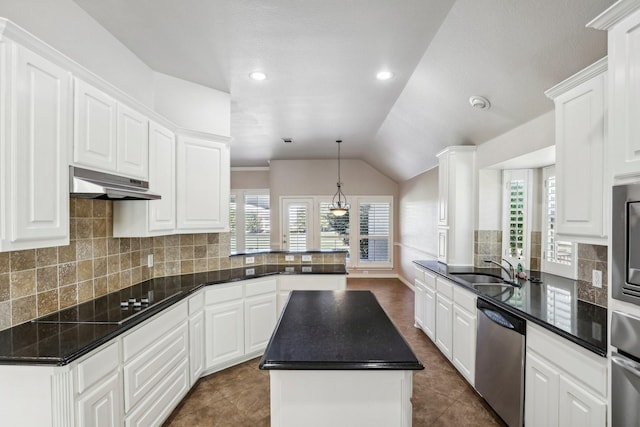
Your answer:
(576, 243), (608, 308)
(0, 199), (231, 331)
(473, 230), (502, 267)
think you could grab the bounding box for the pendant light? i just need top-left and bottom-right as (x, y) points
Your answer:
(329, 140), (350, 216)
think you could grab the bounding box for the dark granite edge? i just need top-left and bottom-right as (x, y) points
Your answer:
(259, 361), (424, 370)
(230, 249), (349, 256)
(413, 260), (607, 357)
(0, 265), (347, 366)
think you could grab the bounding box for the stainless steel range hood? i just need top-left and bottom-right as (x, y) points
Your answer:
(70, 166), (161, 200)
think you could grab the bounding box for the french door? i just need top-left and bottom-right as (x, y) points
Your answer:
(281, 199), (314, 251)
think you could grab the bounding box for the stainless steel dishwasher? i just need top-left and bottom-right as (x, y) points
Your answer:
(475, 298), (526, 427)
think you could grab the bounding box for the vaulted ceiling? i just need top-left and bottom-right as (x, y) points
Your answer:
(74, 0), (613, 181)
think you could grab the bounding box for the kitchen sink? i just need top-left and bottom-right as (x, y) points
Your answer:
(449, 272), (505, 283)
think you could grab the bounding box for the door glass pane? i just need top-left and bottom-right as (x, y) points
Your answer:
(508, 179), (525, 258)
(287, 204), (308, 251)
(245, 194), (270, 251)
(319, 202), (350, 260)
(545, 176), (572, 265)
(359, 202), (390, 262)
(229, 194), (237, 253)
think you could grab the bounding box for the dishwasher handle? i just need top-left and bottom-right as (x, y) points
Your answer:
(477, 298), (526, 335)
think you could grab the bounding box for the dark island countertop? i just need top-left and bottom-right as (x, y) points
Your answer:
(0, 264), (347, 366)
(413, 260), (607, 357)
(259, 290), (424, 370)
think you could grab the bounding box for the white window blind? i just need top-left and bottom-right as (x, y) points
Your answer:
(244, 194), (270, 251)
(319, 202), (350, 259)
(288, 205), (308, 251)
(229, 194), (237, 253)
(507, 179), (526, 259)
(358, 202), (390, 263)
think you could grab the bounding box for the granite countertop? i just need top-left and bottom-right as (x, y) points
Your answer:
(259, 290), (424, 370)
(0, 264), (347, 366)
(414, 260), (607, 357)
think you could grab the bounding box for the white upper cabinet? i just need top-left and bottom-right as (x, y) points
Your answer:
(74, 78), (149, 180)
(436, 146), (476, 266)
(545, 58), (607, 244)
(589, 3), (640, 181)
(0, 39), (71, 251)
(176, 134), (230, 232)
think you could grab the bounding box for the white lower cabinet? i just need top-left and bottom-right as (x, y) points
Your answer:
(525, 323), (607, 427)
(451, 286), (476, 386)
(413, 279), (426, 329)
(435, 278), (454, 360)
(423, 284), (436, 340)
(188, 292), (205, 386)
(204, 277), (277, 373)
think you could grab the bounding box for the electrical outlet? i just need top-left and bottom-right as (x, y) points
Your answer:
(147, 254), (154, 268)
(285, 266), (295, 273)
(302, 266), (312, 273)
(302, 255), (312, 262)
(285, 255), (295, 262)
(245, 268), (255, 276)
(592, 270), (602, 288)
(245, 256), (254, 265)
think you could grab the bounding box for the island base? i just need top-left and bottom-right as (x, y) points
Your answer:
(269, 369), (414, 427)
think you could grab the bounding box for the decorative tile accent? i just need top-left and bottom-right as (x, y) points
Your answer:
(473, 230), (502, 267)
(576, 243), (608, 308)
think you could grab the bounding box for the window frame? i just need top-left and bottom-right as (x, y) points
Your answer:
(501, 169), (533, 268)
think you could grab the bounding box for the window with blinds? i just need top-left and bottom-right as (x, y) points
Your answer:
(507, 179), (526, 258)
(358, 202), (390, 263)
(229, 194), (237, 253)
(244, 194), (270, 251)
(542, 166), (576, 278)
(319, 203), (350, 258)
(288, 205), (308, 251)
(229, 191), (271, 253)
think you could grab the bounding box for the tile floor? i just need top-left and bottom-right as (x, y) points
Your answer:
(164, 278), (505, 426)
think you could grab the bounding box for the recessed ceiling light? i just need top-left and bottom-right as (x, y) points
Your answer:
(249, 71), (267, 81)
(376, 70), (394, 81)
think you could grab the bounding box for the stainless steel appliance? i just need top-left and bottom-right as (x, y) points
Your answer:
(612, 182), (640, 304)
(70, 166), (161, 200)
(611, 311), (640, 427)
(475, 298), (526, 427)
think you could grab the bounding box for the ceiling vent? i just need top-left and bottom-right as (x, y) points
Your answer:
(282, 138), (294, 144)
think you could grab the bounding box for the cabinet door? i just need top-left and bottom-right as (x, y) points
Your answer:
(148, 122), (176, 232)
(3, 44), (71, 250)
(205, 300), (244, 369)
(608, 8), (640, 179)
(244, 293), (277, 354)
(77, 371), (121, 427)
(74, 78), (117, 172)
(437, 228), (448, 264)
(189, 311), (204, 386)
(558, 375), (606, 427)
(452, 305), (476, 386)
(435, 294), (453, 360)
(176, 135), (230, 232)
(525, 352), (560, 427)
(414, 280), (425, 329)
(437, 153), (449, 226)
(117, 104), (148, 179)
(423, 285), (436, 340)
(555, 71), (605, 239)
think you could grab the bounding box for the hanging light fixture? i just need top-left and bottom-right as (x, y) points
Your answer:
(329, 140), (350, 216)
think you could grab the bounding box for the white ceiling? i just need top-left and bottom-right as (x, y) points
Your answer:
(73, 0), (613, 182)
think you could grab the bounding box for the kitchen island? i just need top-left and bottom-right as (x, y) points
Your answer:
(259, 290), (423, 427)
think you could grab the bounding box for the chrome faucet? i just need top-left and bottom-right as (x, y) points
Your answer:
(484, 258), (516, 282)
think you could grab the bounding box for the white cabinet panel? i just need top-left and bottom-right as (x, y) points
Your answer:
(148, 122), (175, 232)
(435, 293), (453, 360)
(423, 285), (436, 340)
(117, 104), (148, 180)
(74, 78), (117, 172)
(414, 279), (426, 329)
(245, 293), (277, 354)
(189, 310), (204, 386)
(77, 371), (121, 427)
(205, 299), (244, 369)
(77, 342), (119, 394)
(1, 42), (70, 251)
(176, 134), (230, 232)
(547, 59), (607, 242)
(558, 376), (607, 427)
(452, 304), (476, 386)
(525, 352), (560, 427)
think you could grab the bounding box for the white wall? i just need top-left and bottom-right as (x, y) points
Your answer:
(153, 72), (231, 137)
(397, 167), (439, 284)
(231, 168), (270, 189)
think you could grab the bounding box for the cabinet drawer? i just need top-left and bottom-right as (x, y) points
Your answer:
(123, 323), (188, 412)
(123, 300), (187, 362)
(414, 266), (425, 283)
(424, 270), (436, 289)
(188, 290), (204, 315)
(124, 358), (190, 427)
(453, 286), (476, 314)
(436, 277), (454, 299)
(205, 282), (243, 305)
(77, 341), (120, 394)
(245, 278), (277, 297)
